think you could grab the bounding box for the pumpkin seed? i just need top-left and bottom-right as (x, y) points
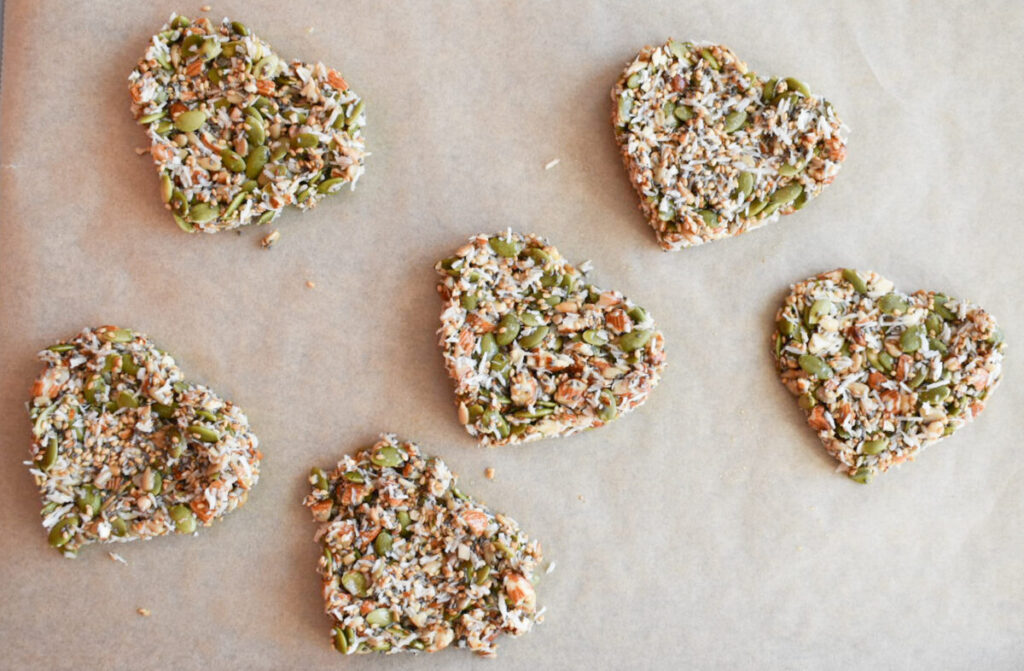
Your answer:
(798, 354), (832, 380)
(723, 109), (747, 133)
(173, 109), (206, 133)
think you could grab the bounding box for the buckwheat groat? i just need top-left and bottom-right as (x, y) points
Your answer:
(436, 232), (667, 446)
(612, 40), (847, 250)
(27, 326), (262, 556)
(772, 269), (1005, 483)
(304, 435), (544, 657)
(129, 14), (366, 233)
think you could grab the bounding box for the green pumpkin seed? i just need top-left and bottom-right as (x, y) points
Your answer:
(919, 385), (950, 405)
(518, 325), (549, 350)
(116, 391), (139, 409)
(746, 198), (768, 217)
(480, 333), (498, 357)
(700, 48), (720, 70)
(778, 317), (798, 337)
(371, 445), (405, 468)
(900, 325), (925, 353)
(618, 329), (653, 353)
(489, 352), (511, 376)
(460, 293), (478, 310)
(188, 202), (219, 224)
(397, 510), (412, 534)
(925, 312), (944, 335)
(37, 437), (58, 471)
(673, 104), (695, 122)
(75, 485), (101, 516)
(174, 110), (206, 133)
(245, 145), (270, 179)
(344, 99), (366, 129)
(48, 515), (80, 548)
(149, 471), (163, 495)
(342, 470), (365, 483)
(292, 132), (319, 149)
(628, 306), (648, 324)
(777, 160), (806, 177)
(153, 403), (176, 419)
(807, 299), (832, 325)
(474, 565), (491, 585)
(933, 294), (956, 321)
(763, 78), (779, 102)
(230, 20), (249, 36)
(222, 191), (248, 219)
(169, 505), (197, 534)
(317, 177), (346, 194)
(785, 77), (811, 96)
(309, 466), (329, 491)
(723, 109), (747, 133)
(626, 72), (642, 89)
(110, 516), (128, 537)
(495, 314), (521, 347)
(481, 409), (510, 439)
(374, 530), (393, 556)
(798, 354), (833, 380)
(220, 148), (245, 173)
(46, 343), (75, 353)
(267, 142), (288, 163)
(598, 390), (617, 421)
(697, 209), (720, 228)
(879, 293), (909, 315)
(341, 571), (368, 597)
(849, 467), (873, 484)
(488, 236), (522, 258)
(908, 368), (928, 388)
(842, 268), (868, 294)
(878, 351), (895, 372)
(768, 183), (803, 206)
(862, 439), (889, 455)
(187, 424), (220, 443)
(365, 608), (393, 628)
(736, 171), (754, 200)
(333, 627), (349, 654)
(582, 329), (609, 346)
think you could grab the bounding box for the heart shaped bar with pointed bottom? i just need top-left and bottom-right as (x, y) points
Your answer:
(772, 269), (1005, 483)
(27, 326), (262, 556)
(436, 232), (667, 445)
(129, 14), (366, 233)
(612, 40), (847, 250)
(304, 435), (545, 657)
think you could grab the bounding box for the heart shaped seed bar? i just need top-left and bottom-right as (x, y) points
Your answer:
(129, 14), (366, 233)
(305, 435), (544, 657)
(773, 269), (1005, 483)
(28, 326), (262, 556)
(436, 232), (667, 445)
(612, 40), (847, 250)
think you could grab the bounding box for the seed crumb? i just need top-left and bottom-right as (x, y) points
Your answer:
(137, 608), (151, 617)
(307, 26), (315, 34)
(577, 494), (586, 503)
(484, 467), (495, 480)
(305, 280), (316, 289)
(108, 552), (127, 565)
(261, 230), (280, 249)
(135, 147), (150, 156)
(200, 5), (212, 11)
(545, 561), (556, 574)
(544, 158), (560, 170)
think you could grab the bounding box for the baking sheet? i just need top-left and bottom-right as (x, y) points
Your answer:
(2, 1), (1023, 668)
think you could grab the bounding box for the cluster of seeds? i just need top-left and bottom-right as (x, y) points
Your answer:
(129, 14), (366, 233)
(27, 326), (261, 556)
(436, 232), (667, 445)
(612, 39), (847, 250)
(772, 269), (1005, 482)
(304, 435), (543, 657)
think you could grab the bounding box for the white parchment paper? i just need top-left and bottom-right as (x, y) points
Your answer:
(1, 2), (1022, 668)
